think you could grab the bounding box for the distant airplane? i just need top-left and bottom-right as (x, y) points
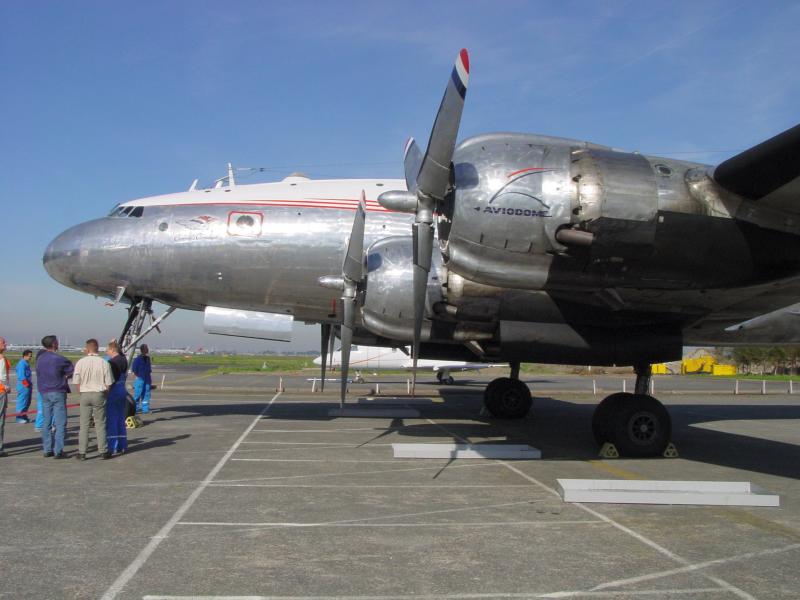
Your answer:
(313, 345), (499, 384)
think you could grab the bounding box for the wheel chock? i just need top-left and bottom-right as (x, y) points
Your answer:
(662, 442), (679, 458)
(125, 416), (143, 429)
(598, 442), (619, 459)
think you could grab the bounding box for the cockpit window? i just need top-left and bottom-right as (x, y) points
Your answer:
(109, 205), (144, 218)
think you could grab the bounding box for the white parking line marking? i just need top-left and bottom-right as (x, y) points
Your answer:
(213, 461), (501, 484)
(425, 417), (757, 600)
(250, 428), (386, 432)
(210, 484), (535, 488)
(100, 392), (282, 600)
(590, 542), (800, 591)
(143, 587), (729, 599)
(176, 520), (603, 528)
(239, 441), (394, 446)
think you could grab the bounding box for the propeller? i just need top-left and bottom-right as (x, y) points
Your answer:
(378, 48), (470, 393)
(319, 191), (368, 407)
(319, 323), (331, 391)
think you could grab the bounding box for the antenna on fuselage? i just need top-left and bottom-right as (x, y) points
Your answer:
(212, 163), (236, 189)
(188, 179), (198, 191)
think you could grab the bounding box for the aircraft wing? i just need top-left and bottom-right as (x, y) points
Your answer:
(713, 123), (800, 213)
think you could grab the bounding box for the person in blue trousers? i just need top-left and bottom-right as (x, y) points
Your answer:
(132, 344), (152, 414)
(15, 350), (33, 423)
(105, 341), (128, 455)
(35, 335), (74, 458)
(33, 349), (54, 432)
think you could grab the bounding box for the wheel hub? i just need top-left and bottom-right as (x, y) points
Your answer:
(628, 411), (657, 445)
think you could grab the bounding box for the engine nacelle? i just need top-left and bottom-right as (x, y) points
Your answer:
(443, 133), (680, 290)
(360, 236), (443, 341)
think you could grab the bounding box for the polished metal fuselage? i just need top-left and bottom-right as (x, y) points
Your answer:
(43, 132), (800, 362)
(45, 178), (412, 323)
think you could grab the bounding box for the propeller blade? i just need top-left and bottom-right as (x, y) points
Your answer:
(342, 193), (367, 282)
(320, 323), (331, 392)
(340, 301), (355, 408)
(338, 193), (367, 407)
(411, 220), (433, 395)
(403, 137), (422, 195)
(416, 48), (470, 201)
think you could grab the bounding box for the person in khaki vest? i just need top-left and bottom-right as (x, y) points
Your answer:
(72, 338), (114, 460)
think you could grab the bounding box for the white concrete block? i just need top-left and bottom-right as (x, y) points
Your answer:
(328, 408), (420, 418)
(557, 479), (779, 507)
(392, 443), (541, 460)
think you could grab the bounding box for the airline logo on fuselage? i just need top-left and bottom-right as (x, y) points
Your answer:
(475, 167), (557, 218)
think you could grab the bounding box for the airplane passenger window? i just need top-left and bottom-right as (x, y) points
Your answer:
(655, 164), (673, 177)
(227, 211), (263, 237)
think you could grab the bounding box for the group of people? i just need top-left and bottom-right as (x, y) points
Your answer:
(0, 335), (153, 459)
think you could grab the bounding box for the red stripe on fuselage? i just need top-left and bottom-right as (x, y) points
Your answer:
(506, 167), (554, 178)
(145, 199), (395, 212)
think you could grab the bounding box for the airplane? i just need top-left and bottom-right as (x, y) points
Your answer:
(44, 48), (800, 457)
(312, 344), (498, 384)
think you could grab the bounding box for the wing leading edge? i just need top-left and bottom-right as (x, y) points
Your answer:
(713, 123), (800, 212)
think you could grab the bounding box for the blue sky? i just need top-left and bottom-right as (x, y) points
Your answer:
(1, 0), (798, 351)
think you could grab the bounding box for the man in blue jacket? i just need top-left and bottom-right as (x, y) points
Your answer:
(36, 335), (74, 458)
(15, 350), (33, 423)
(132, 344), (152, 414)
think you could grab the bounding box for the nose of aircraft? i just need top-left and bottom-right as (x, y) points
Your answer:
(43, 225), (82, 289)
(312, 356), (322, 365)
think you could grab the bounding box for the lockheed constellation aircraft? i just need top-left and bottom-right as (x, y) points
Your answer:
(45, 49), (800, 456)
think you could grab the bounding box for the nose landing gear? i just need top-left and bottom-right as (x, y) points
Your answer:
(591, 365), (672, 457)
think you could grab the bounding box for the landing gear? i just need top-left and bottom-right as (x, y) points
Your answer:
(119, 298), (176, 363)
(591, 365), (671, 457)
(483, 377), (532, 419)
(353, 370), (365, 384)
(436, 371), (455, 385)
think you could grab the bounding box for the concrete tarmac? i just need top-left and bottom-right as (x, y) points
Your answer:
(1, 370), (799, 599)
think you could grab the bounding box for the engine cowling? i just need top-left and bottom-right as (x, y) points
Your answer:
(360, 236), (443, 341)
(442, 133), (667, 290)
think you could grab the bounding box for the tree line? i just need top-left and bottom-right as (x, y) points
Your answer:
(725, 347), (800, 375)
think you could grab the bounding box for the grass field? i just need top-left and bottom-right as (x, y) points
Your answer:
(6, 350), (800, 379)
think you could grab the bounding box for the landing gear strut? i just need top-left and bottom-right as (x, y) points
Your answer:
(436, 371), (455, 385)
(591, 364), (671, 457)
(482, 361), (532, 419)
(119, 298), (176, 366)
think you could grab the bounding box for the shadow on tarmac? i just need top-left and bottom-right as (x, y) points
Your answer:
(7, 389), (798, 479)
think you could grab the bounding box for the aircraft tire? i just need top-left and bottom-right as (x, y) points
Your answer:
(445, 376), (455, 385)
(591, 392), (632, 445)
(608, 394), (671, 457)
(484, 377), (532, 419)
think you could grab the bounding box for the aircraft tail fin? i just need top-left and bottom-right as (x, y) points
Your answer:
(713, 123), (800, 212)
